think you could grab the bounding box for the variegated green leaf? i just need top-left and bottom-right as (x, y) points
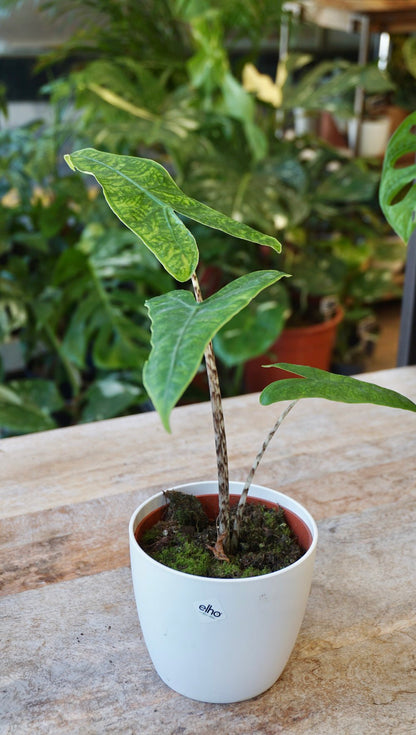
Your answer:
(144, 270), (287, 429)
(65, 148), (281, 282)
(379, 111), (416, 243)
(260, 363), (416, 413)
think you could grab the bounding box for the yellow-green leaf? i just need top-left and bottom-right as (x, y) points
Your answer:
(65, 148), (281, 282)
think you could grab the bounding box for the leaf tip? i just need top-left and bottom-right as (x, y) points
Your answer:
(266, 236), (282, 254)
(64, 153), (75, 172)
(259, 391), (270, 406)
(161, 412), (172, 433)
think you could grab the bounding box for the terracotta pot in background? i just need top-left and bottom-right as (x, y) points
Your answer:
(387, 105), (409, 136)
(244, 306), (344, 392)
(319, 111), (348, 148)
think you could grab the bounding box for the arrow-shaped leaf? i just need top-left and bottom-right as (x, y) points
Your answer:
(260, 363), (416, 413)
(65, 148), (281, 282)
(379, 111), (416, 243)
(144, 270), (287, 429)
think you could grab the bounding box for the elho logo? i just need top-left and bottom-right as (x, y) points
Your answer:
(195, 598), (226, 621)
(199, 603), (222, 618)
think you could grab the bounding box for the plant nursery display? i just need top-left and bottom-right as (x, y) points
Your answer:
(66, 147), (416, 703)
(1, 0), (407, 425)
(0, 121), (173, 436)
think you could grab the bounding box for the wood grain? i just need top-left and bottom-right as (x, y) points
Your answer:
(1, 498), (415, 734)
(2, 368), (415, 598)
(2, 367), (415, 518)
(1, 366), (416, 733)
(1, 428), (415, 598)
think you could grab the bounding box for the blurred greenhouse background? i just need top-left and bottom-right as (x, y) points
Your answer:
(1, 0), (414, 435)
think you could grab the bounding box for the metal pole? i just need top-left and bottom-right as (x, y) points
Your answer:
(351, 13), (370, 156)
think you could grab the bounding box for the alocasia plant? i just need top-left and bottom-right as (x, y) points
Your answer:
(65, 148), (416, 554)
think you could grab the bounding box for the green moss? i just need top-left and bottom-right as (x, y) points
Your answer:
(263, 509), (279, 528)
(240, 566), (269, 578)
(209, 561), (270, 579)
(151, 535), (211, 577)
(209, 560), (242, 578)
(164, 490), (209, 530)
(141, 526), (161, 546)
(140, 491), (305, 578)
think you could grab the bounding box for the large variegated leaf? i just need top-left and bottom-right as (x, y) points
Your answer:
(65, 148), (281, 282)
(379, 111), (416, 243)
(260, 364), (416, 413)
(144, 270), (287, 429)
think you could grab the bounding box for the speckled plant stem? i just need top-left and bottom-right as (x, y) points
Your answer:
(232, 400), (298, 546)
(191, 272), (230, 546)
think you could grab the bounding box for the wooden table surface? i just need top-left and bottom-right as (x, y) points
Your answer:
(1, 366), (416, 734)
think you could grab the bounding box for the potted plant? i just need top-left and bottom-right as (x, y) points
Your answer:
(204, 54), (396, 388)
(242, 51), (395, 146)
(31, 1), (403, 392)
(65, 147), (416, 703)
(0, 121), (170, 436)
(194, 136), (394, 390)
(240, 196), (404, 387)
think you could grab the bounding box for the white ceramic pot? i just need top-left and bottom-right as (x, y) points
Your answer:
(129, 481), (318, 703)
(347, 116), (391, 157)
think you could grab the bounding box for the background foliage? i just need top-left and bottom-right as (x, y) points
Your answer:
(0, 0), (405, 434)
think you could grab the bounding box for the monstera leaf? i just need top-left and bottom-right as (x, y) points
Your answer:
(260, 364), (416, 413)
(379, 111), (416, 243)
(65, 148), (281, 282)
(53, 229), (155, 371)
(144, 270), (287, 429)
(81, 377), (143, 424)
(0, 380), (63, 434)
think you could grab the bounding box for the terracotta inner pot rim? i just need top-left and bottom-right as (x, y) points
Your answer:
(132, 491), (317, 582)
